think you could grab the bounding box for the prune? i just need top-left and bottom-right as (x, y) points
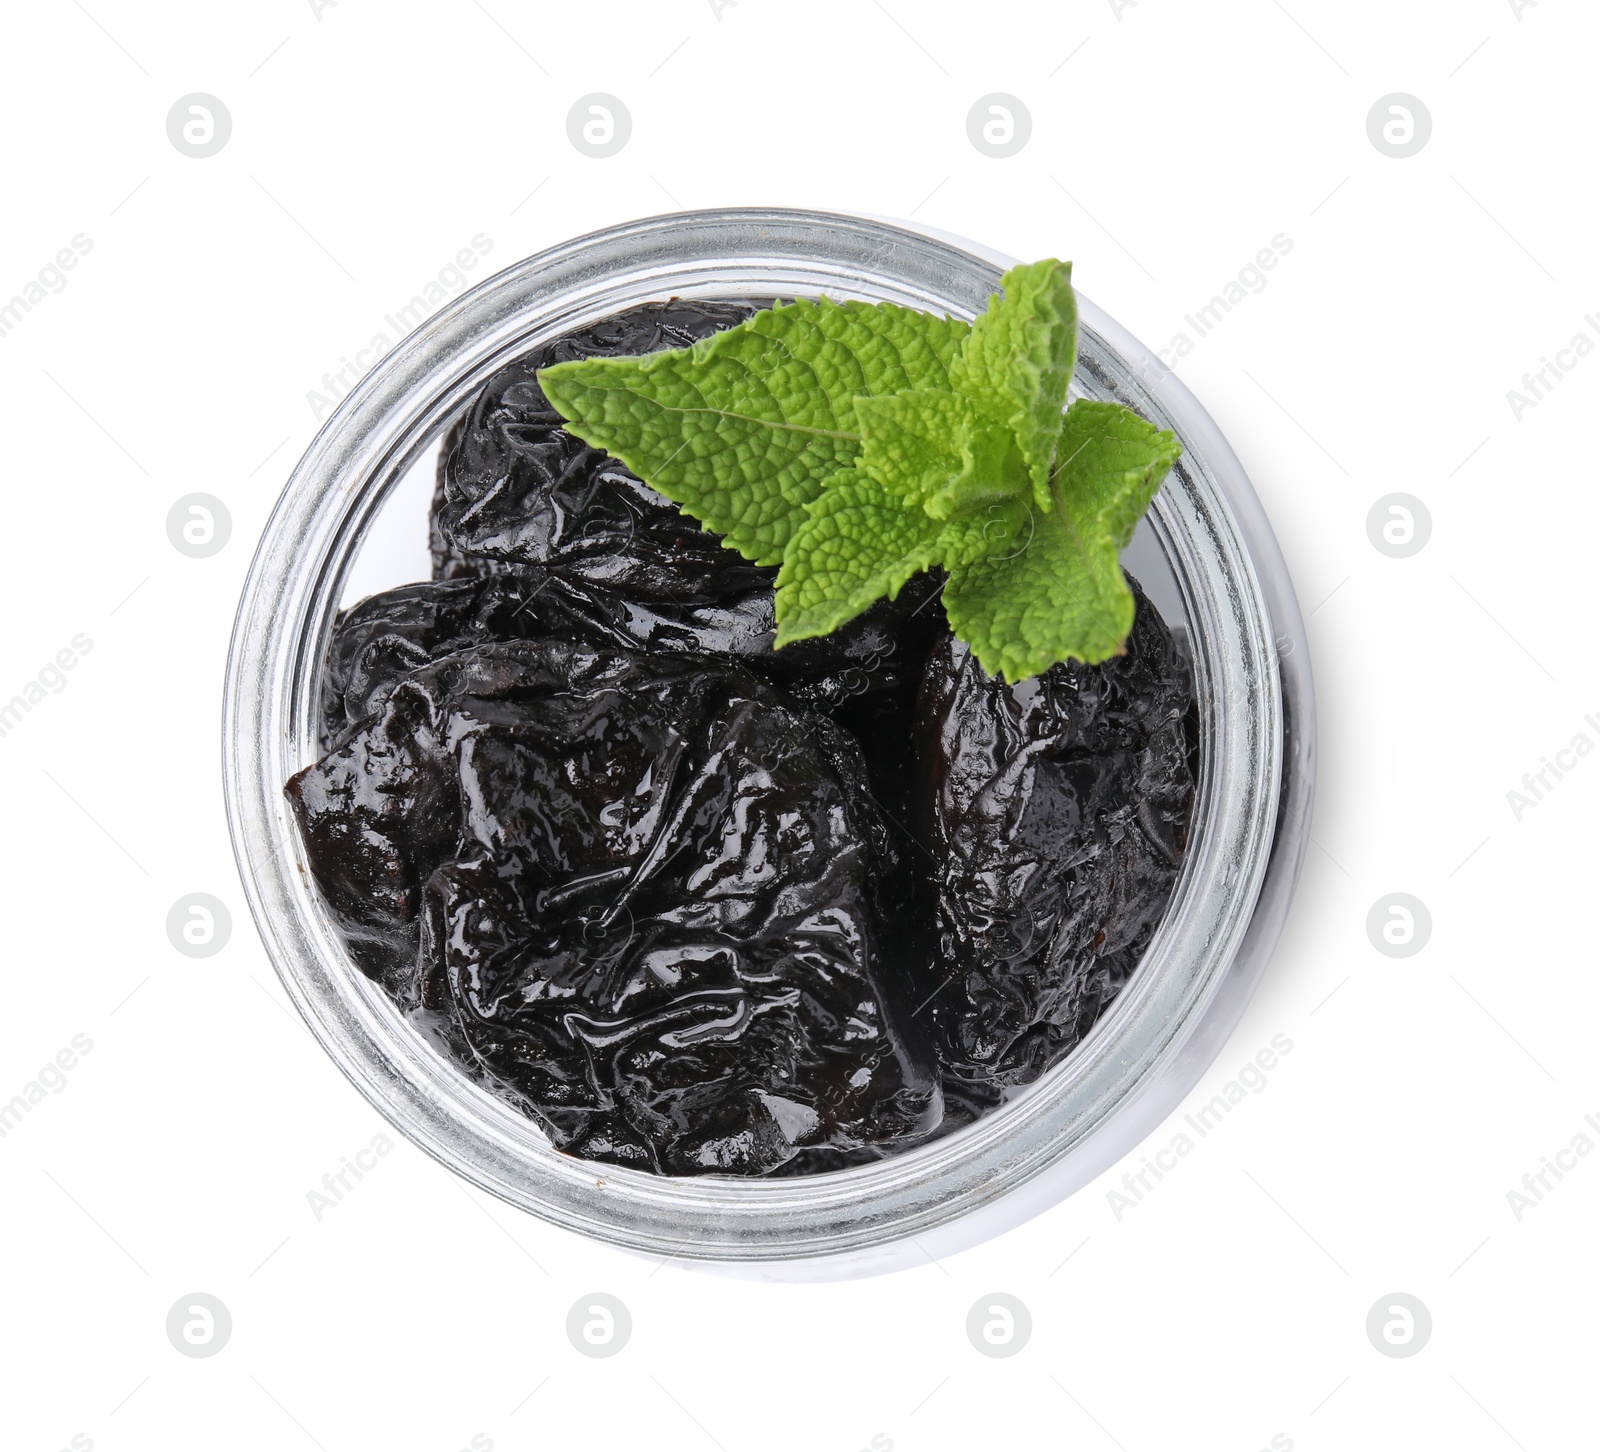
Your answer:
(318, 574), (534, 743)
(432, 300), (773, 605)
(909, 578), (1195, 1100)
(320, 565), (945, 811)
(428, 412), (490, 582)
(287, 638), (941, 1175)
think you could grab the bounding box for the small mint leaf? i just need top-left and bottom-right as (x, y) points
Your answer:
(941, 399), (1181, 681)
(1051, 398), (1182, 552)
(853, 391), (967, 510)
(773, 467), (943, 646)
(538, 298), (968, 566)
(935, 495), (1033, 569)
(855, 390), (1030, 522)
(930, 414), (1031, 524)
(949, 259), (1078, 514)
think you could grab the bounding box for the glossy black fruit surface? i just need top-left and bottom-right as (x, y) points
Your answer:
(910, 580), (1195, 1103)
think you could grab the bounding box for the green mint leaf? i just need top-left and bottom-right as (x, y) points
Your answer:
(949, 259), (1078, 514)
(854, 390), (1028, 522)
(773, 465), (943, 646)
(774, 390), (1036, 647)
(852, 390), (966, 508)
(537, 298), (968, 566)
(934, 494), (1034, 569)
(941, 399), (1181, 682)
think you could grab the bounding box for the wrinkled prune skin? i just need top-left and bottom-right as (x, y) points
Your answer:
(288, 638), (941, 1176)
(433, 300), (773, 604)
(320, 566), (945, 811)
(428, 412), (487, 582)
(911, 579), (1195, 1101)
(319, 575), (534, 744)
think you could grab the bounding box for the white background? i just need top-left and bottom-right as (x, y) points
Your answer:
(1, 1), (1593, 1448)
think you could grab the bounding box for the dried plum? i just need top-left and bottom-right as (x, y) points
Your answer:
(432, 300), (772, 604)
(910, 578), (1195, 1097)
(288, 638), (941, 1175)
(318, 574), (535, 743)
(428, 411), (489, 581)
(319, 566), (945, 807)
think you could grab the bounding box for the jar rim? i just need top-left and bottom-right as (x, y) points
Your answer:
(222, 207), (1315, 1277)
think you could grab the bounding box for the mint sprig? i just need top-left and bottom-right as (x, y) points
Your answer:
(538, 260), (1180, 682)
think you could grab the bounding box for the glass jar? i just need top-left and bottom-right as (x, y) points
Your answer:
(223, 208), (1315, 1279)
